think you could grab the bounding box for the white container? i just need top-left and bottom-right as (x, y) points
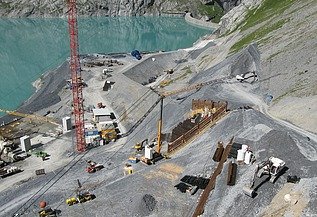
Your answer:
(241, 145), (248, 153)
(62, 116), (71, 133)
(237, 149), (245, 162)
(145, 146), (153, 160)
(244, 151), (252, 164)
(20, 135), (31, 152)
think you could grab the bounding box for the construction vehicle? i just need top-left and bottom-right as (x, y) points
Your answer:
(38, 201), (57, 217)
(66, 179), (96, 206)
(31, 151), (49, 161)
(128, 156), (139, 164)
(85, 160), (104, 173)
(0, 166), (23, 178)
(66, 192), (95, 206)
(236, 71), (258, 83)
(134, 139), (148, 151)
(32, 151), (49, 158)
(38, 208), (56, 217)
(243, 156), (286, 197)
(97, 102), (106, 108)
(100, 128), (117, 143)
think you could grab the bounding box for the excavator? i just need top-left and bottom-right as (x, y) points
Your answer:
(38, 201), (57, 217)
(134, 139), (148, 151)
(66, 180), (96, 206)
(243, 156), (286, 197)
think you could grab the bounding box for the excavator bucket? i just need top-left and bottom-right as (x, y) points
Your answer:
(242, 186), (255, 197)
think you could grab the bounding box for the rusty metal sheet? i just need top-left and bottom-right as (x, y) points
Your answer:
(227, 161), (237, 186)
(192, 137), (234, 217)
(168, 100), (228, 153)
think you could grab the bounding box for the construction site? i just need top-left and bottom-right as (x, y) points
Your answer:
(1, 1), (317, 217)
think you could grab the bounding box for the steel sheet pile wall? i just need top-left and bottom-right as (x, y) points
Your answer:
(168, 100), (227, 153)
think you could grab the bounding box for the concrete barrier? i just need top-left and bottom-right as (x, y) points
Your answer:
(184, 13), (218, 30)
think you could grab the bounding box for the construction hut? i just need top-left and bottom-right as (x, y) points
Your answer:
(84, 123), (99, 144)
(93, 108), (113, 122)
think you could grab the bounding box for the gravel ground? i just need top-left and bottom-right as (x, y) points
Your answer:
(1, 21), (317, 217)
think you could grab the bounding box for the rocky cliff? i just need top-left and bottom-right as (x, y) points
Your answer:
(0, 0), (240, 21)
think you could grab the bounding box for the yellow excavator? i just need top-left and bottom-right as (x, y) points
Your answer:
(66, 179), (96, 206)
(134, 139), (148, 151)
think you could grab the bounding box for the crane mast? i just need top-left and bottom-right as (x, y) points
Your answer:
(67, 0), (85, 152)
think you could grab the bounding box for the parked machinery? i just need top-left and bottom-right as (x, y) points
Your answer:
(38, 201), (56, 217)
(235, 71), (258, 83)
(0, 166), (23, 178)
(66, 192), (96, 206)
(243, 156), (286, 197)
(66, 180), (96, 206)
(134, 139), (148, 151)
(101, 128), (117, 143)
(85, 160), (104, 173)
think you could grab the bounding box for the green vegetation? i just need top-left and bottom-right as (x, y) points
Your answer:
(198, 2), (224, 23)
(0, 2), (11, 9)
(230, 19), (289, 53)
(241, 0), (295, 31)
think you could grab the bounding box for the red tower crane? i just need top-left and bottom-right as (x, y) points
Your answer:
(67, 0), (86, 152)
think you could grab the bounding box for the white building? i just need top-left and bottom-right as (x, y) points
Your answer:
(92, 108), (113, 122)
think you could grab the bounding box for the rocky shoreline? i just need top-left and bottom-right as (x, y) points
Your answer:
(0, 61), (69, 125)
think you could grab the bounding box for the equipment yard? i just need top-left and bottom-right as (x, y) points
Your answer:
(1, 1), (317, 216)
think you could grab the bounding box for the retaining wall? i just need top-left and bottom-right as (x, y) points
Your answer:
(168, 100), (227, 153)
(184, 13), (218, 30)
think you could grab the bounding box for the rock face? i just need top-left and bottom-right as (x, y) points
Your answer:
(0, 0), (243, 18)
(0, 0), (192, 18)
(216, 0), (242, 12)
(0, 0), (158, 17)
(217, 0), (261, 34)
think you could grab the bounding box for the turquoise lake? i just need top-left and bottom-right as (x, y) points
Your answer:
(0, 16), (212, 116)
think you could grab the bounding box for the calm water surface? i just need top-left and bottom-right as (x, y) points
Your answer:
(0, 16), (212, 115)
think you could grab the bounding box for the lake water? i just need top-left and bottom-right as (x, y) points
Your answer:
(0, 16), (212, 116)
